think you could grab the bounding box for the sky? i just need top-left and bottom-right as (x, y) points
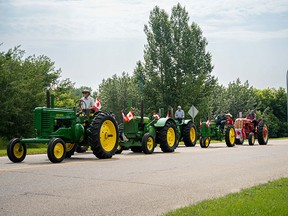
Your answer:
(1, 0), (288, 91)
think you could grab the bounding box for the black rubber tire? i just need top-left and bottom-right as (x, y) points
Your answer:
(235, 138), (244, 145)
(89, 113), (119, 159)
(200, 137), (210, 148)
(130, 146), (142, 153)
(225, 125), (236, 147)
(47, 138), (66, 163)
(158, 121), (177, 152)
(76, 145), (88, 153)
(7, 138), (27, 163)
(141, 133), (155, 154)
(115, 144), (123, 154)
(183, 122), (197, 147)
(65, 143), (76, 158)
(248, 133), (255, 145)
(258, 121), (269, 145)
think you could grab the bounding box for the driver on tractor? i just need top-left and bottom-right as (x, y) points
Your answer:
(247, 110), (257, 128)
(80, 89), (95, 113)
(216, 111), (226, 132)
(175, 106), (184, 124)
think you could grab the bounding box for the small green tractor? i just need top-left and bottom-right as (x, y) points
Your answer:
(199, 120), (235, 148)
(117, 104), (197, 154)
(7, 91), (119, 163)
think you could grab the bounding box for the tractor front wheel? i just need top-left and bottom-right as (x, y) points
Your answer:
(7, 138), (27, 163)
(65, 143), (76, 158)
(200, 137), (210, 148)
(225, 125), (236, 147)
(258, 121), (268, 145)
(89, 113), (119, 159)
(142, 133), (155, 154)
(183, 122), (197, 147)
(47, 138), (66, 163)
(159, 121), (177, 152)
(248, 133), (255, 145)
(235, 137), (244, 145)
(115, 144), (123, 154)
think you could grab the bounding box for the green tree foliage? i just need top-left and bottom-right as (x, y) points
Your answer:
(98, 72), (139, 122)
(0, 46), (72, 138)
(134, 3), (216, 116)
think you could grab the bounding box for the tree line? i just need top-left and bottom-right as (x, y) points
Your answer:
(0, 4), (287, 139)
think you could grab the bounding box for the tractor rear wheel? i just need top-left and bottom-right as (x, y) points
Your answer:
(235, 138), (244, 145)
(89, 113), (119, 159)
(47, 138), (66, 163)
(65, 143), (76, 158)
(7, 138), (27, 163)
(258, 121), (268, 145)
(130, 146), (142, 153)
(248, 133), (255, 145)
(225, 125), (236, 147)
(183, 122), (197, 147)
(200, 137), (210, 148)
(142, 133), (155, 154)
(159, 121), (177, 152)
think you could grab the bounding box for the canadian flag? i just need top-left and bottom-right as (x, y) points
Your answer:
(206, 119), (211, 127)
(94, 98), (101, 111)
(153, 114), (160, 119)
(166, 112), (170, 118)
(122, 112), (129, 122)
(126, 110), (134, 122)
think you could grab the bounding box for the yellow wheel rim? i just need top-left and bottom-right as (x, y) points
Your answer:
(54, 143), (64, 159)
(229, 128), (236, 144)
(100, 120), (117, 152)
(13, 143), (24, 159)
(147, 137), (154, 151)
(190, 127), (196, 142)
(117, 145), (122, 151)
(66, 143), (75, 152)
(263, 125), (268, 141)
(205, 138), (209, 147)
(167, 127), (176, 147)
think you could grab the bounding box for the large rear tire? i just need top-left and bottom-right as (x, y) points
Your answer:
(183, 122), (197, 147)
(7, 138), (27, 163)
(89, 113), (119, 159)
(225, 125), (236, 147)
(47, 138), (66, 163)
(258, 121), (268, 145)
(159, 121), (177, 152)
(142, 133), (155, 154)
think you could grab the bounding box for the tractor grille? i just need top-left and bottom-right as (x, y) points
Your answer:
(41, 112), (51, 129)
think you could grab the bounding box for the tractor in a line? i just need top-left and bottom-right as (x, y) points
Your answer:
(116, 104), (197, 154)
(234, 118), (268, 145)
(199, 119), (236, 148)
(7, 91), (119, 163)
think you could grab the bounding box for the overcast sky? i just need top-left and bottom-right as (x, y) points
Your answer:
(1, 0), (288, 91)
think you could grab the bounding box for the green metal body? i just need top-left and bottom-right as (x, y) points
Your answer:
(200, 120), (224, 140)
(20, 106), (90, 145)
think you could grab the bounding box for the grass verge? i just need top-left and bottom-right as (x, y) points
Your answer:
(165, 177), (288, 216)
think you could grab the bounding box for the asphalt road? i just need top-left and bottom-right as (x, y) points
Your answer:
(1, 139), (288, 216)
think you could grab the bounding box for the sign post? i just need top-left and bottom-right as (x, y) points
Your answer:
(188, 105), (199, 122)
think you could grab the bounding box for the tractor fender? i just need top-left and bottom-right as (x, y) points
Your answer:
(182, 119), (193, 125)
(154, 118), (177, 128)
(72, 123), (84, 142)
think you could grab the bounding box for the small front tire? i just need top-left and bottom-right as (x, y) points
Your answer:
(142, 133), (155, 154)
(47, 138), (66, 163)
(7, 138), (27, 163)
(248, 133), (255, 145)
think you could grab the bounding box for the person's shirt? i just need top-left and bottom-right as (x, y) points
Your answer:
(226, 118), (234, 125)
(175, 109), (185, 119)
(81, 96), (94, 109)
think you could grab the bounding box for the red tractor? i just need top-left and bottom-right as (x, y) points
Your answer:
(234, 117), (268, 145)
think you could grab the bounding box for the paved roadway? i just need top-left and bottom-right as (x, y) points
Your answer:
(0, 139), (288, 216)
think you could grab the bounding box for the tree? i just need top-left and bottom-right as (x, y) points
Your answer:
(134, 3), (216, 116)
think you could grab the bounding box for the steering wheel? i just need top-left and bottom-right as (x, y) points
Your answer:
(75, 99), (88, 116)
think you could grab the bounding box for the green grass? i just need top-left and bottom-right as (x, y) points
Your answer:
(165, 177), (288, 216)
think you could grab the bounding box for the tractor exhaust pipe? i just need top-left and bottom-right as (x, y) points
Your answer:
(46, 90), (51, 108)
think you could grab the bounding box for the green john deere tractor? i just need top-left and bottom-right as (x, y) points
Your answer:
(116, 104), (197, 154)
(199, 119), (235, 148)
(7, 91), (119, 163)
